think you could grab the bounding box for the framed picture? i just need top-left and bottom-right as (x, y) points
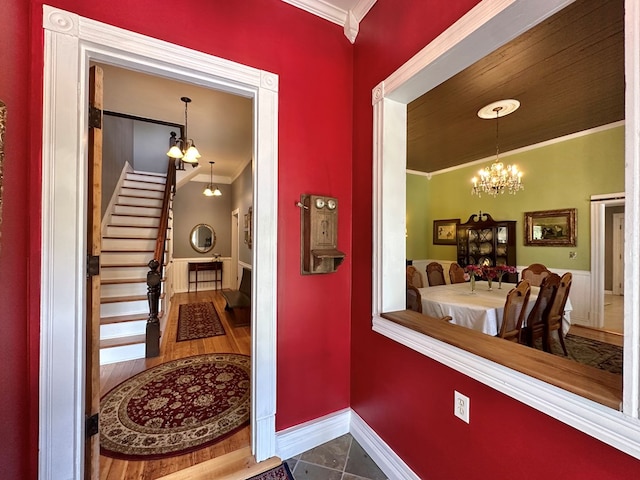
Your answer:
(433, 219), (459, 245)
(524, 208), (576, 246)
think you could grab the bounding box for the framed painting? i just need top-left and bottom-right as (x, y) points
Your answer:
(433, 219), (459, 245)
(524, 208), (576, 246)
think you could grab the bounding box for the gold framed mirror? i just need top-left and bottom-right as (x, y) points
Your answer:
(189, 223), (216, 253)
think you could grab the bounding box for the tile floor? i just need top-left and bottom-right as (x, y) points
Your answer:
(285, 433), (387, 480)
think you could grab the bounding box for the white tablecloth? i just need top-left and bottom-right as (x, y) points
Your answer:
(419, 281), (572, 336)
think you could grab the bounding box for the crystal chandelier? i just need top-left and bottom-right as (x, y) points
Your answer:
(472, 99), (523, 197)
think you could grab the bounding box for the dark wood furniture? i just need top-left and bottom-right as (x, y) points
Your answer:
(406, 285), (423, 313)
(456, 212), (517, 283)
(522, 274), (560, 348)
(222, 267), (252, 326)
(406, 265), (424, 288)
(188, 261), (223, 292)
(521, 263), (552, 287)
(544, 272), (572, 355)
(426, 262), (446, 286)
(449, 263), (466, 284)
(498, 280), (531, 343)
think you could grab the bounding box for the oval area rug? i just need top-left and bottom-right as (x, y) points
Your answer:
(100, 353), (250, 460)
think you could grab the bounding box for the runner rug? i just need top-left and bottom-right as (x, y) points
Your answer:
(248, 463), (294, 480)
(100, 353), (250, 460)
(176, 302), (225, 341)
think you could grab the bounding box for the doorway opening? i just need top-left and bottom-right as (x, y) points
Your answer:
(40, 6), (278, 479)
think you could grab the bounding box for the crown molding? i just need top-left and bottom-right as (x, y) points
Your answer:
(282, 0), (376, 43)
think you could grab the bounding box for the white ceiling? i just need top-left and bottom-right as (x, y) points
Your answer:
(99, 1), (375, 185)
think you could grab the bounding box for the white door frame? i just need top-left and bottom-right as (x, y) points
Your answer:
(590, 193), (625, 329)
(612, 212), (624, 295)
(231, 208), (240, 289)
(40, 6), (279, 479)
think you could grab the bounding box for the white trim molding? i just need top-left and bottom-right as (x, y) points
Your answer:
(275, 408), (420, 479)
(281, 0), (376, 43)
(40, 5), (279, 479)
(372, 0), (640, 461)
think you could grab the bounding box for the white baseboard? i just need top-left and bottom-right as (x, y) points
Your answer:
(276, 408), (350, 460)
(350, 411), (420, 480)
(275, 408), (419, 480)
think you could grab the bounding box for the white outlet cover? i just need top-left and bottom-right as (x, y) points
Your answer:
(454, 390), (470, 423)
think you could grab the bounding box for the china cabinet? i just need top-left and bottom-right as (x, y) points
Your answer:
(456, 212), (518, 283)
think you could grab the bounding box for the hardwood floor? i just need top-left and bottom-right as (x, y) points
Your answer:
(99, 290), (251, 480)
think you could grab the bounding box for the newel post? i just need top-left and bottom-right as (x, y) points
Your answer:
(146, 259), (162, 357)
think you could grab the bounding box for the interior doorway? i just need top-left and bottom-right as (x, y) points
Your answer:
(40, 7), (279, 479)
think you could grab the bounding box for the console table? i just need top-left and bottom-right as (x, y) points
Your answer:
(188, 261), (223, 292)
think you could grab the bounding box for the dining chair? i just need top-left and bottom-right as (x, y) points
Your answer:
(406, 265), (424, 288)
(521, 263), (552, 287)
(449, 262), (466, 284)
(406, 285), (423, 313)
(426, 262), (446, 287)
(543, 272), (572, 355)
(498, 280), (531, 343)
(521, 273), (560, 348)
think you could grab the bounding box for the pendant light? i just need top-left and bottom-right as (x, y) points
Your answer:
(471, 99), (523, 197)
(203, 161), (222, 197)
(167, 96), (201, 164)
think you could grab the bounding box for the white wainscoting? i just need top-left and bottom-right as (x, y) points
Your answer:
(413, 259), (591, 326)
(172, 257), (233, 292)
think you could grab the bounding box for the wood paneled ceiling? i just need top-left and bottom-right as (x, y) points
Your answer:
(407, 0), (624, 173)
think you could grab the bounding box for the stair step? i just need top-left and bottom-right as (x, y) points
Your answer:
(122, 180), (165, 192)
(113, 204), (162, 216)
(102, 277), (146, 285)
(117, 195), (163, 207)
(132, 170), (167, 178)
(120, 187), (163, 199)
(100, 342), (146, 365)
(110, 215), (160, 227)
(101, 313), (147, 324)
(101, 294), (149, 304)
(100, 334), (146, 349)
(123, 177), (166, 186)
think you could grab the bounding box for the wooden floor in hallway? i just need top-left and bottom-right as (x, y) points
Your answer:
(99, 290), (251, 480)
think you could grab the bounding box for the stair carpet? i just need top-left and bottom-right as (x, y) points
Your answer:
(100, 170), (169, 365)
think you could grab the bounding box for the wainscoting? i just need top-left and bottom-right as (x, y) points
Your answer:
(412, 259), (591, 326)
(172, 257), (234, 292)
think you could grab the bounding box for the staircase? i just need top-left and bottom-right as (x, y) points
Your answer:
(100, 170), (170, 365)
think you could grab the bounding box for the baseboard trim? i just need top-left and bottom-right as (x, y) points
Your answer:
(350, 411), (420, 480)
(275, 408), (350, 460)
(274, 408), (419, 479)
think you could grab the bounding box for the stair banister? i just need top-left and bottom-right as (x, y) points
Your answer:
(146, 158), (176, 357)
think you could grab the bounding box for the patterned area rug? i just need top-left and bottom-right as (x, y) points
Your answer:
(248, 463), (294, 480)
(551, 334), (623, 374)
(177, 302), (225, 341)
(100, 353), (250, 460)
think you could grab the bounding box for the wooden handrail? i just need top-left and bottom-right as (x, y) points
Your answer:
(145, 158), (176, 357)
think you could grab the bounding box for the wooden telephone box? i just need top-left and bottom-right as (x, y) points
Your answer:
(300, 194), (346, 274)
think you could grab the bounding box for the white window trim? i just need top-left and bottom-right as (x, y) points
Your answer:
(40, 6), (278, 479)
(372, 0), (640, 459)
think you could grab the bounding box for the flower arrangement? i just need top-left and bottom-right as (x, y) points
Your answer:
(465, 264), (517, 290)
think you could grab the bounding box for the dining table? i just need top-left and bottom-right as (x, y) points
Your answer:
(418, 281), (572, 337)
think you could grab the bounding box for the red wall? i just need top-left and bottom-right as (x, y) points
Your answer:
(2, 0), (353, 477)
(350, 1), (640, 478)
(0, 0), (35, 478)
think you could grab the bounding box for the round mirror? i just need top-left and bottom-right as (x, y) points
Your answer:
(189, 224), (216, 253)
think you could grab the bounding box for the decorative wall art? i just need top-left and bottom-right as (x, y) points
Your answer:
(244, 206), (253, 249)
(524, 208), (577, 246)
(433, 219), (460, 245)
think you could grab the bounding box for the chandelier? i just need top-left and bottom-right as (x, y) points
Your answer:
(472, 99), (523, 197)
(167, 96), (201, 165)
(203, 161), (222, 197)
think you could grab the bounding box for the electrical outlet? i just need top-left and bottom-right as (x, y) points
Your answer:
(454, 391), (470, 423)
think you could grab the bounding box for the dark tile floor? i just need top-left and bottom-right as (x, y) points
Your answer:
(285, 433), (387, 480)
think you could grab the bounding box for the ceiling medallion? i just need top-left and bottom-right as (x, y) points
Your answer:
(472, 99), (523, 197)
